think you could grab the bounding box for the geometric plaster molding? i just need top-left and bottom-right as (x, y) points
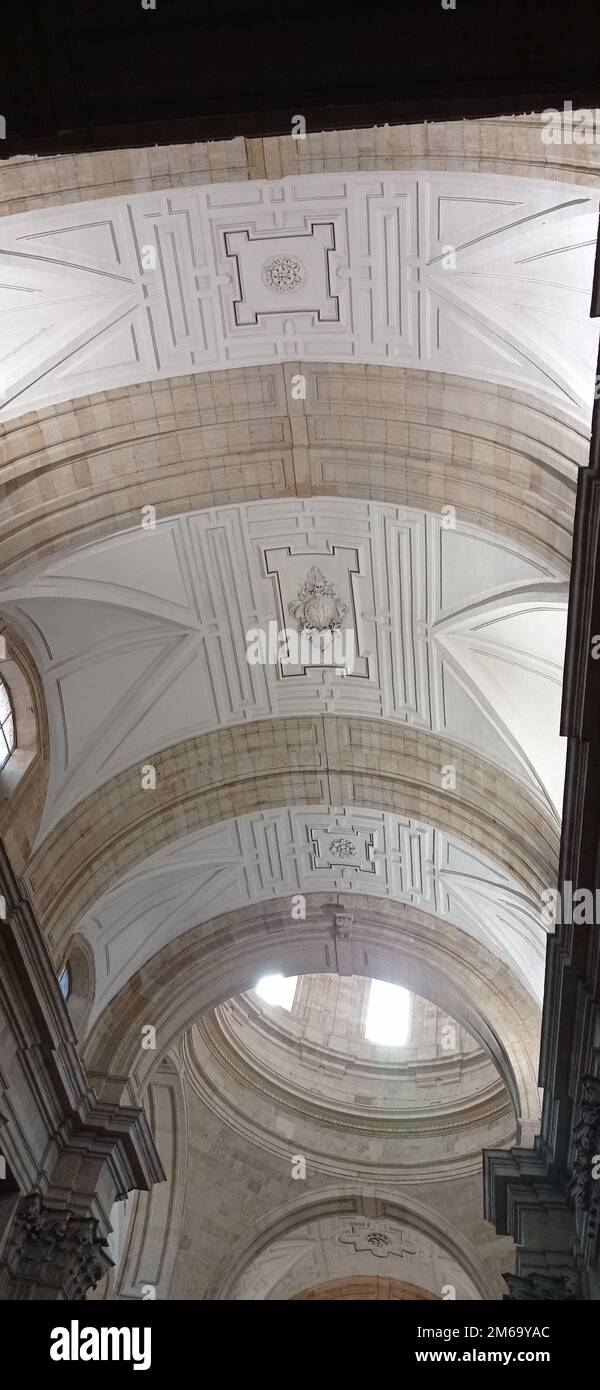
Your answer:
(25, 716), (560, 968)
(77, 805), (549, 1021)
(0, 498), (568, 836)
(0, 171), (597, 424)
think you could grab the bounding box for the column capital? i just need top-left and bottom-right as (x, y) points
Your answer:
(0, 1195), (113, 1301)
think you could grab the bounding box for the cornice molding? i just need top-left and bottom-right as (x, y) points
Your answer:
(181, 1011), (512, 1185)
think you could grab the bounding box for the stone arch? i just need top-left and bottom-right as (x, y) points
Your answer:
(0, 366), (580, 581)
(182, 993), (515, 1185)
(82, 894), (541, 1144)
(208, 1184), (499, 1301)
(24, 718), (558, 967)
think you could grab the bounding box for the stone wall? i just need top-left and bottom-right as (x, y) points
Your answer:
(168, 1077), (513, 1300)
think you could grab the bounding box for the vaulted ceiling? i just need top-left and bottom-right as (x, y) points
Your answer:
(77, 805), (546, 1026)
(1, 497), (567, 838)
(0, 171), (598, 421)
(2, 150), (595, 1148)
(227, 1210), (482, 1301)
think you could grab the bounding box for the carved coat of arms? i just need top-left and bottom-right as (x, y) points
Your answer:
(288, 567), (348, 633)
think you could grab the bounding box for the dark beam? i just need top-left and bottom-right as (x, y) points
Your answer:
(1, 0), (600, 158)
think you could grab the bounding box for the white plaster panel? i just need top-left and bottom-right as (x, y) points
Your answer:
(0, 498), (567, 836)
(79, 805), (547, 1022)
(0, 171), (597, 421)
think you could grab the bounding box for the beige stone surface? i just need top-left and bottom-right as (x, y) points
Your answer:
(0, 364), (580, 579)
(25, 715), (559, 970)
(3, 114), (600, 219)
(169, 1078), (514, 1301)
(1, 113), (585, 1301)
(183, 979), (515, 1184)
(81, 894), (541, 1142)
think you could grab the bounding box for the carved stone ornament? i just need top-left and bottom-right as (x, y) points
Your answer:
(334, 912), (353, 931)
(334, 910), (353, 943)
(503, 1269), (582, 1301)
(328, 837), (358, 860)
(288, 566), (349, 633)
(261, 254), (306, 294)
(0, 1194), (113, 1300)
(338, 1224), (419, 1260)
(568, 1076), (600, 1229)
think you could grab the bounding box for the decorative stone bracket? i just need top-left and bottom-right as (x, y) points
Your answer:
(333, 910), (353, 974)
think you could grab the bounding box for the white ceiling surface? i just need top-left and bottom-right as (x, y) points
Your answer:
(0, 171), (598, 421)
(79, 806), (546, 1025)
(0, 499), (567, 839)
(231, 1215), (480, 1300)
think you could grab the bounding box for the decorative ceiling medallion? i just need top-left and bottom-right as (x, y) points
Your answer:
(261, 254), (306, 294)
(328, 838), (358, 860)
(288, 566), (349, 632)
(338, 1223), (420, 1259)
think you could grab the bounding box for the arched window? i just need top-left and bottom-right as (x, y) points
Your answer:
(0, 677), (15, 770)
(365, 979), (411, 1046)
(58, 964), (71, 1003)
(254, 974), (298, 1010)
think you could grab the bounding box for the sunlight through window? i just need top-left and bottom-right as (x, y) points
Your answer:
(254, 974), (298, 1010)
(0, 678), (15, 772)
(365, 979), (411, 1045)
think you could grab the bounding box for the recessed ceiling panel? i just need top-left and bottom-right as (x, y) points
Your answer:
(0, 499), (566, 836)
(0, 172), (597, 421)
